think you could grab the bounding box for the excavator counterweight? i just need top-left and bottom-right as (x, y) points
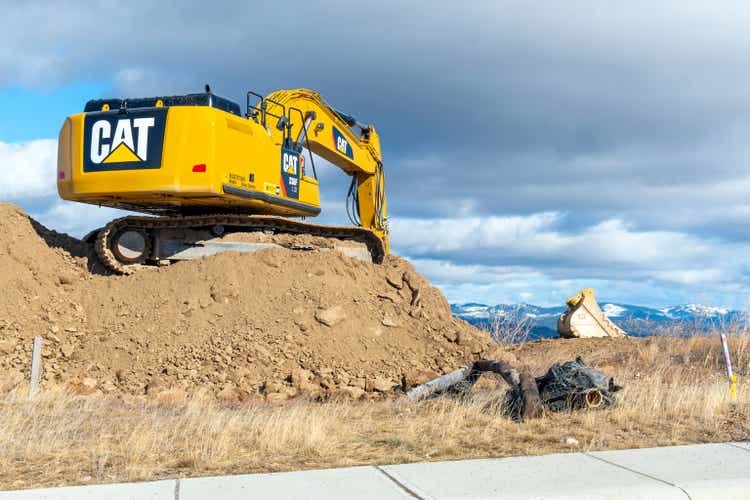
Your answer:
(57, 88), (388, 273)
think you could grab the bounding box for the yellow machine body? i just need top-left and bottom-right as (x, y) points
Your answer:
(57, 89), (387, 248)
(58, 104), (321, 216)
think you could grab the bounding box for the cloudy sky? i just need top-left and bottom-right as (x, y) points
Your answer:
(2, 1), (750, 308)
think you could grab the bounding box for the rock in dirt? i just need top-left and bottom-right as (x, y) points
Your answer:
(156, 387), (187, 403)
(369, 377), (396, 393)
(0, 340), (15, 355)
(0, 371), (23, 393)
(60, 343), (75, 358)
(381, 316), (399, 327)
(339, 385), (365, 399)
(69, 377), (98, 395)
(217, 384), (241, 403)
(564, 437), (580, 446)
(314, 306), (347, 327)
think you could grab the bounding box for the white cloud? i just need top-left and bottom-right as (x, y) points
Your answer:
(0, 138), (129, 238)
(0, 139), (57, 199)
(651, 269), (727, 285)
(406, 257), (542, 286)
(30, 200), (128, 239)
(409, 255), (749, 309)
(392, 214), (724, 270)
(393, 213), (560, 254)
(392, 213), (748, 306)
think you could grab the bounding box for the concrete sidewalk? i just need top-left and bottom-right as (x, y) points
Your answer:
(2, 442), (749, 499)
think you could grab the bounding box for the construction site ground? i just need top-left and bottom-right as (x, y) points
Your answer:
(1, 202), (749, 490)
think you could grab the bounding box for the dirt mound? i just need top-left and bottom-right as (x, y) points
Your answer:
(0, 203), (504, 401)
(223, 231), (368, 249)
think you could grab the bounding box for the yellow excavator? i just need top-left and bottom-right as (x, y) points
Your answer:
(57, 87), (388, 273)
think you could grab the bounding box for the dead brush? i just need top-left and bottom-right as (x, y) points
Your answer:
(486, 306), (534, 344)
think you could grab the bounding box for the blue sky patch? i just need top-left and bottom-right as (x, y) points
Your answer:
(0, 81), (111, 142)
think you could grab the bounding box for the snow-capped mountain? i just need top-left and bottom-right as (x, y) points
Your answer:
(659, 304), (731, 320)
(451, 301), (745, 340)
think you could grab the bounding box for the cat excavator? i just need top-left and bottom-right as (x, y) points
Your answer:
(57, 88), (388, 273)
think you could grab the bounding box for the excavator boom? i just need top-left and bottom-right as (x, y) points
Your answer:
(251, 89), (388, 247)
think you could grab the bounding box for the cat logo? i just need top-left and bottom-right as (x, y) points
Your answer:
(336, 135), (348, 154)
(83, 108), (167, 172)
(282, 151), (298, 175)
(332, 126), (354, 160)
(280, 148), (301, 199)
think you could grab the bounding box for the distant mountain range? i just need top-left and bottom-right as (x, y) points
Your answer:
(451, 302), (745, 340)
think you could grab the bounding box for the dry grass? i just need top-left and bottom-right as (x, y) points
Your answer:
(2, 335), (750, 490)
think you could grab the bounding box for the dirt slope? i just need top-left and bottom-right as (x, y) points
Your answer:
(0, 203), (504, 401)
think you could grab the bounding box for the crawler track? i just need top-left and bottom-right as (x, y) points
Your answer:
(95, 214), (386, 274)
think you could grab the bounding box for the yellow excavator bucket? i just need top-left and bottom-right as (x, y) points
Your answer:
(557, 288), (627, 338)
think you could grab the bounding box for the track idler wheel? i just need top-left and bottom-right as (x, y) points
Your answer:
(95, 223), (153, 274)
(110, 228), (152, 264)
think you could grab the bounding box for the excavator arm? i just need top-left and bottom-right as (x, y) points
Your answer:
(250, 89), (388, 250)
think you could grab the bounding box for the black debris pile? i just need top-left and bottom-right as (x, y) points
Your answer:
(503, 356), (621, 420)
(406, 356), (621, 421)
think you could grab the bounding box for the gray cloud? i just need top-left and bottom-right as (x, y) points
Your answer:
(4, 1), (750, 306)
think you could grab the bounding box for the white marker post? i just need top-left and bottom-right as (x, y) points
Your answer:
(719, 332), (737, 402)
(29, 336), (42, 398)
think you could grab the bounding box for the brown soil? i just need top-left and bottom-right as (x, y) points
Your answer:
(0, 203), (505, 401)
